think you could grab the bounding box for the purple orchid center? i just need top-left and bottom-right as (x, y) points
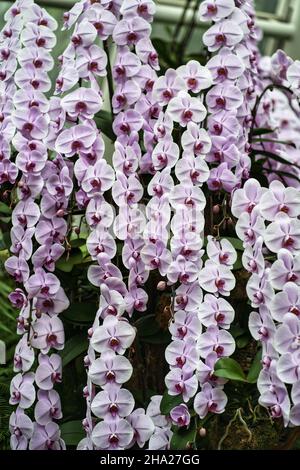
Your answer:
(175, 382), (184, 393)
(182, 109), (193, 121)
(194, 142), (204, 154)
(214, 344), (224, 356)
(75, 101), (88, 114)
(216, 97), (226, 107)
(132, 251), (140, 260)
(92, 214), (102, 224)
(249, 259), (257, 271)
(179, 273), (189, 283)
(31, 79), (40, 89)
(151, 257), (160, 268)
(190, 170), (200, 182)
(292, 335), (300, 349)
(283, 235), (294, 248)
(213, 123), (222, 134)
(36, 37), (46, 47)
(258, 326), (268, 338)
(46, 439), (54, 450)
(43, 298), (54, 309)
(17, 215), (27, 225)
(177, 326), (187, 338)
(106, 370), (116, 381)
(215, 278), (225, 289)
(33, 59), (43, 69)
(71, 35), (82, 46)
(11, 7), (20, 16)
(71, 140), (83, 152)
(91, 178), (101, 189)
(107, 305), (117, 315)
(215, 312), (225, 323)
(176, 295), (187, 307)
(181, 247), (192, 256)
(216, 33), (226, 44)
(51, 372), (61, 383)
(214, 151), (223, 162)
(218, 67), (228, 77)
(109, 433), (119, 445)
(120, 123), (130, 133)
(279, 204), (289, 213)
(4, 28), (12, 38)
(219, 253), (229, 263)
(109, 403), (119, 414)
(13, 391), (21, 401)
(208, 401), (218, 412)
(176, 355), (186, 367)
(14, 354), (22, 368)
(212, 179), (221, 189)
(50, 406), (58, 417)
(137, 4), (148, 14)
(153, 184), (163, 196)
(134, 299), (143, 309)
(22, 123), (34, 134)
(254, 292), (264, 303)
(47, 333), (57, 346)
(115, 65), (125, 76)
(163, 89), (173, 100)
(245, 228), (254, 241)
(270, 405), (282, 418)
(187, 77), (197, 89)
(14, 427), (22, 437)
(94, 21), (103, 32)
(116, 94), (127, 106)
(290, 306), (300, 316)
(207, 3), (217, 14)
(1, 49), (10, 60)
(38, 18), (48, 26)
(109, 337), (120, 348)
(157, 153), (167, 165)
(89, 61), (99, 72)
(127, 32), (137, 43)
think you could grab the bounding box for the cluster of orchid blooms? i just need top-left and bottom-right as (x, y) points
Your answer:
(1, 0), (300, 451)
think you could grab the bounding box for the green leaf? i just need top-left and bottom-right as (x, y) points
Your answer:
(236, 334), (250, 349)
(252, 138), (296, 147)
(170, 425), (197, 450)
(160, 391), (184, 415)
(214, 357), (247, 382)
(70, 238), (86, 248)
(247, 349), (262, 384)
(60, 420), (84, 446)
(0, 232), (10, 250)
(140, 330), (171, 344)
(62, 302), (97, 325)
(251, 149), (300, 169)
(252, 128), (275, 136)
(135, 314), (171, 344)
(61, 334), (88, 367)
(230, 325), (246, 338)
(135, 314), (160, 337)
(232, 254), (243, 271)
(0, 203), (11, 215)
(263, 167), (300, 183)
(94, 110), (115, 141)
(221, 237), (243, 251)
(56, 249), (83, 272)
(152, 38), (177, 68)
